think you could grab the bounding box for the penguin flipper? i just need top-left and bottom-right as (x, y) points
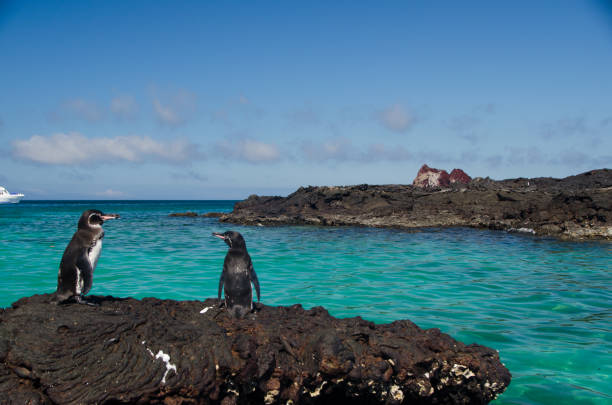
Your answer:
(249, 261), (260, 302)
(76, 252), (93, 295)
(217, 271), (225, 305)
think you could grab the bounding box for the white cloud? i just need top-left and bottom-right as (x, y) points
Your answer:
(12, 132), (198, 165)
(153, 89), (197, 126)
(216, 138), (280, 163)
(301, 138), (356, 162)
(62, 99), (103, 122)
(94, 189), (125, 197)
(286, 106), (322, 127)
(111, 95), (138, 119)
(549, 150), (612, 168)
(301, 138), (414, 163)
(540, 116), (591, 139)
(448, 114), (480, 132)
(171, 170), (208, 183)
(377, 104), (415, 133)
(153, 99), (181, 125)
(364, 143), (412, 162)
(210, 95), (264, 127)
(241, 140), (279, 162)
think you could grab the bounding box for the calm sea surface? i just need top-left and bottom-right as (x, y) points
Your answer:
(1, 201), (610, 404)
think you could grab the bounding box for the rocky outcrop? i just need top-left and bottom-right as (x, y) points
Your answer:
(412, 164), (451, 188)
(412, 165), (471, 188)
(449, 169), (472, 184)
(0, 294), (510, 404)
(219, 169), (612, 240)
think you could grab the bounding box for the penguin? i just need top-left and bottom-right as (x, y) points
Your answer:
(212, 231), (260, 318)
(56, 209), (119, 304)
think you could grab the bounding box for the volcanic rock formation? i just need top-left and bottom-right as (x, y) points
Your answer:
(218, 169), (612, 240)
(412, 165), (472, 188)
(0, 294), (511, 404)
(412, 164), (452, 188)
(449, 169), (472, 184)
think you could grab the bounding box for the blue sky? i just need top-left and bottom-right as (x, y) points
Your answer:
(1, 1), (611, 199)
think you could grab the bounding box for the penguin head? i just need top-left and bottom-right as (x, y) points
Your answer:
(78, 209), (120, 229)
(212, 231), (246, 250)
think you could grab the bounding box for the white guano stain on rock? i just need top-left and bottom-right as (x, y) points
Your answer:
(155, 350), (177, 384)
(141, 342), (178, 384)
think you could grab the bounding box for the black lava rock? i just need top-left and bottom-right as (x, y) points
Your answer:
(0, 294), (510, 404)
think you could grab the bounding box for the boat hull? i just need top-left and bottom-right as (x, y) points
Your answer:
(0, 195), (24, 204)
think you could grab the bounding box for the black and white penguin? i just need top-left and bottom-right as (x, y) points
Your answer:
(56, 209), (119, 304)
(213, 231), (260, 318)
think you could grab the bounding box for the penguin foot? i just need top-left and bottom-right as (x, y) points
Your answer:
(75, 295), (98, 306)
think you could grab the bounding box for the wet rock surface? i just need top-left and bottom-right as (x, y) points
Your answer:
(220, 169), (612, 240)
(0, 294), (510, 404)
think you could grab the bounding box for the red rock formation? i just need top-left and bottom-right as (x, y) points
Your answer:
(450, 168), (472, 184)
(412, 164), (451, 188)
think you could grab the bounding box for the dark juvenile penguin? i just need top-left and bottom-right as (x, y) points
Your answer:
(213, 231), (260, 318)
(56, 209), (119, 304)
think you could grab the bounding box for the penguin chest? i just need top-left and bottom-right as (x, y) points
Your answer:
(224, 265), (252, 299)
(88, 238), (103, 271)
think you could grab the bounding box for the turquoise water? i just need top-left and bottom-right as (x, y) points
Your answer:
(1, 201), (610, 404)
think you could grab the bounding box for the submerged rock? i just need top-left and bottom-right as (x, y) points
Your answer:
(169, 212), (200, 217)
(0, 294), (511, 404)
(203, 212), (225, 218)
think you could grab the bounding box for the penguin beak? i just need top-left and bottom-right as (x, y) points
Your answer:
(212, 232), (226, 240)
(101, 214), (120, 221)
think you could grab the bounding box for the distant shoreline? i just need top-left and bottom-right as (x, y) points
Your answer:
(216, 169), (612, 241)
(12, 199), (241, 202)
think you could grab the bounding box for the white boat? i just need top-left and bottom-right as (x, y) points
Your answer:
(0, 186), (24, 203)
